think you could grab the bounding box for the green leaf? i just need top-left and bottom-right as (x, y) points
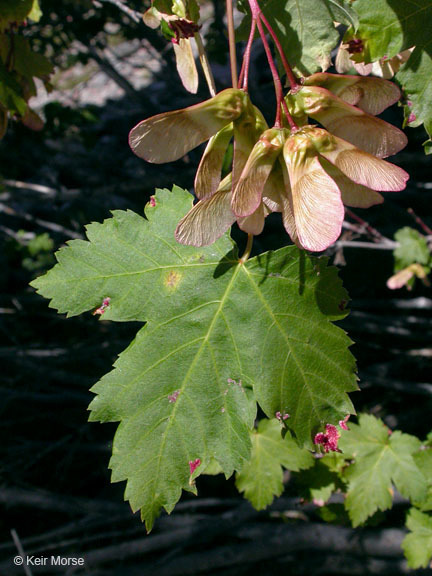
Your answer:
(323, 0), (359, 28)
(31, 188), (236, 323)
(2, 35), (54, 80)
(0, 0), (34, 27)
(240, 250), (357, 446)
(423, 120), (432, 155)
(414, 449), (432, 511)
(0, 62), (27, 115)
(236, 418), (314, 510)
(262, 0), (339, 74)
(403, 509), (432, 569)
(394, 227), (431, 270)
(186, 0), (200, 23)
(33, 186), (357, 528)
(153, 0), (174, 14)
(28, 0), (42, 22)
(295, 452), (345, 504)
(90, 318), (255, 531)
(349, 0), (432, 149)
(339, 414), (427, 526)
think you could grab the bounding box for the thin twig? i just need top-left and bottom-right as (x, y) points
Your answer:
(2, 179), (59, 196)
(194, 32), (216, 96)
(259, 11), (298, 89)
(93, 0), (142, 24)
(86, 45), (142, 103)
(239, 18), (256, 90)
(345, 208), (392, 244)
(11, 529), (33, 576)
(0, 487), (126, 516)
(334, 240), (399, 250)
(226, 0), (238, 89)
(408, 207), (432, 235)
(0, 202), (82, 238)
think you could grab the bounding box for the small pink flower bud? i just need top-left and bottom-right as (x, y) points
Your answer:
(168, 390), (180, 403)
(339, 415), (350, 431)
(189, 458), (201, 475)
(93, 297), (111, 316)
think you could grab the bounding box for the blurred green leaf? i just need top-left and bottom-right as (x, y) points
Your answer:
(403, 508), (432, 569)
(236, 418), (314, 510)
(394, 227), (430, 270)
(340, 414), (427, 526)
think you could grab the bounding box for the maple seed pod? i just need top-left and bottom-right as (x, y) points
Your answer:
(129, 89), (248, 164)
(282, 131), (345, 252)
(303, 72), (402, 116)
(280, 125), (408, 252)
(194, 105), (268, 201)
(175, 174), (236, 247)
(194, 123), (233, 200)
(289, 85), (408, 158)
(231, 127), (288, 218)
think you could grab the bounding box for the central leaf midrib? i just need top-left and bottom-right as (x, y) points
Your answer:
(151, 261), (243, 500)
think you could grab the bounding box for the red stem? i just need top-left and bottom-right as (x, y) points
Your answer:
(408, 207), (432, 236)
(248, 0), (298, 130)
(255, 16), (282, 127)
(259, 12), (298, 89)
(239, 18), (256, 91)
(345, 208), (385, 242)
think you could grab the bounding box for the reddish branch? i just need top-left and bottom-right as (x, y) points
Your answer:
(245, 0), (298, 130)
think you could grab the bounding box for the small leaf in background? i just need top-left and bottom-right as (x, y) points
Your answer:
(33, 187), (357, 528)
(266, 0), (338, 73)
(0, 0), (34, 29)
(10, 35), (54, 83)
(323, 0), (359, 29)
(394, 227), (430, 269)
(27, 0), (42, 23)
(347, 0), (432, 151)
(402, 509), (432, 569)
(339, 414), (427, 526)
(389, 227), (431, 290)
(295, 453), (345, 505)
(0, 104), (7, 138)
(0, 61), (27, 116)
(236, 419), (314, 510)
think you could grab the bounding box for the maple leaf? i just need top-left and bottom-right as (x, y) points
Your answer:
(32, 187), (357, 529)
(339, 414), (427, 526)
(236, 419), (314, 509)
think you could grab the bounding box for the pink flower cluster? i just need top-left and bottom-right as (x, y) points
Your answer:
(314, 415), (350, 453)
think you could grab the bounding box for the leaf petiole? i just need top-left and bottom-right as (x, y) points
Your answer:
(240, 233), (254, 262)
